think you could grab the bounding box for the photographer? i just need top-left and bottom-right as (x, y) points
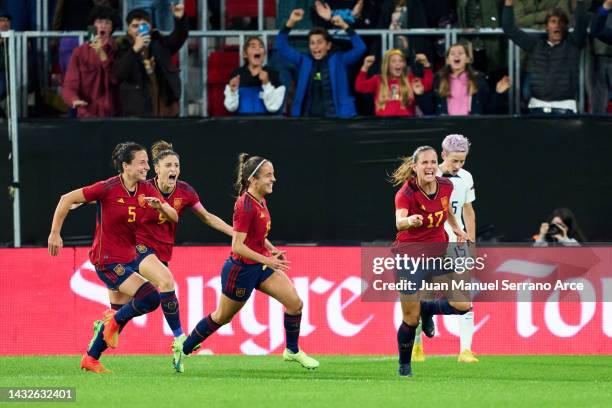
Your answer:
(113, 5), (188, 117)
(533, 207), (585, 246)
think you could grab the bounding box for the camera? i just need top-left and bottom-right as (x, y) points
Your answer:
(137, 23), (150, 36)
(544, 223), (563, 242)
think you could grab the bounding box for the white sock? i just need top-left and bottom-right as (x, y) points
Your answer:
(414, 323), (422, 345)
(459, 311), (474, 352)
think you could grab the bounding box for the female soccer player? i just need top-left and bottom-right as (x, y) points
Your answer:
(48, 142), (178, 373)
(391, 145), (470, 377)
(355, 49), (432, 117)
(84, 140), (235, 373)
(175, 154), (319, 370)
(411, 134), (478, 363)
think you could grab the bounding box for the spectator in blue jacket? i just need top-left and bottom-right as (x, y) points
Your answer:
(276, 8), (366, 118)
(592, 0), (612, 45)
(224, 37), (286, 115)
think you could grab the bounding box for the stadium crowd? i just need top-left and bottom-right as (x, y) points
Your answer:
(0, 0), (611, 117)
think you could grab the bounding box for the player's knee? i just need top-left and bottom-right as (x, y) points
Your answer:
(402, 310), (420, 326)
(286, 295), (303, 315)
(449, 301), (471, 314)
(157, 277), (175, 292)
(211, 309), (232, 325)
(134, 282), (160, 313)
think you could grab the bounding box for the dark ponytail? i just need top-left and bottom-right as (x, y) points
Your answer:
(234, 153), (267, 196)
(111, 142), (146, 173)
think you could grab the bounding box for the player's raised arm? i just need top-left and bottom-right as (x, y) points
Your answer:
(48, 188), (88, 256)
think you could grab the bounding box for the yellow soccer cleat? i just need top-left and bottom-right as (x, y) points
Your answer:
(283, 349), (320, 369)
(458, 349), (479, 363)
(411, 343), (426, 362)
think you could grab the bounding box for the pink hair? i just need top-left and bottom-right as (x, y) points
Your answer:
(442, 134), (470, 153)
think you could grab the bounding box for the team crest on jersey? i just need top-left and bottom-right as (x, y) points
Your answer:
(441, 197), (449, 211)
(420, 204), (426, 211)
(113, 264), (126, 276)
(173, 198), (183, 210)
(138, 194), (146, 207)
(136, 244), (148, 254)
(117, 198), (125, 203)
(235, 288), (246, 298)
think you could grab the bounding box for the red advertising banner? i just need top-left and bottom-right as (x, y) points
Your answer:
(1, 247), (610, 355)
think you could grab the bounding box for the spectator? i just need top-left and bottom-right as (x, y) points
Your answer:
(592, 0), (612, 44)
(513, 0), (571, 29)
(224, 37), (286, 115)
(355, 49), (432, 116)
(53, 1), (119, 75)
(113, 5), (188, 117)
(533, 207), (585, 246)
(61, 6), (120, 118)
(378, 0), (433, 67)
(502, 0), (588, 114)
(275, 9), (366, 118)
(127, 0), (174, 31)
(590, 0), (612, 113)
(312, 1), (364, 28)
(427, 43), (510, 115)
(457, 0), (506, 75)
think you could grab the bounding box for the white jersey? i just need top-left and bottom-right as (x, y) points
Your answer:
(437, 168), (476, 242)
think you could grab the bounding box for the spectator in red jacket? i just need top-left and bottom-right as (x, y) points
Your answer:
(355, 49), (432, 116)
(61, 6), (120, 118)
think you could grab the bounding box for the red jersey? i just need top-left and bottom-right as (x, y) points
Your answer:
(231, 192), (271, 264)
(136, 179), (200, 263)
(394, 176), (453, 243)
(354, 69), (433, 117)
(82, 175), (162, 267)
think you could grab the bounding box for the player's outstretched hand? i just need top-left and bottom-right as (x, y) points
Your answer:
(454, 228), (470, 243)
(271, 249), (287, 261)
(48, 232), (63, 256)
(145, 196), (163, 209)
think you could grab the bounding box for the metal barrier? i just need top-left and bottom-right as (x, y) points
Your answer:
(0, 26), (591, 247)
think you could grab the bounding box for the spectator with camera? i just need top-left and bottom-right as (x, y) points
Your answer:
(113, 5), (188, 117)
(502, 0), (589, 114)
(275, 8), (366, 118)
(534, 207), (585, 246)
(224, 37), (286, 115)
(60, 6), (120, 118)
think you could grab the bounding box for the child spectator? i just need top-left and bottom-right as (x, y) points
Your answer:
(275, 8), (366, 118)
(355, 49), (433, 116)
(224, 37), (286, 115)
(60, 6), (120, 118)
(428, 43), (511, 115)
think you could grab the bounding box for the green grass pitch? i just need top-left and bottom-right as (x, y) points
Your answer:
(1, 355), (611, 407)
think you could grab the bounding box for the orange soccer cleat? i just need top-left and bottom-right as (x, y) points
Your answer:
(80, 354), (111, 374)
(102, 309), (120, 349)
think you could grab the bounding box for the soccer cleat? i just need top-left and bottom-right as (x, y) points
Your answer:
(80, 353), (111, 374)
(421, 313), (435, 338)
(458, 349), (479, 363)
(398, 363), (414, 377)
(283, 349), (320, 369)
(87, 320), (103, 351)
(411, 343), (426, 362)
(172, 334), (187, 373)
(102, 309), (120, 349)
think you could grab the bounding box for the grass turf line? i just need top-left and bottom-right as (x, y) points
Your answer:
(0, 355), (611, 407)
